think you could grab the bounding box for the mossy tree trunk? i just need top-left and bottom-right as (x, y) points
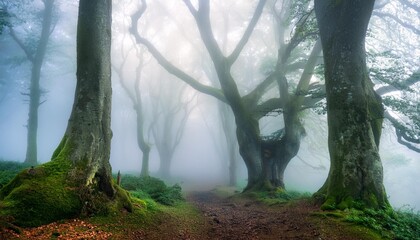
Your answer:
(314, 0), (389, 209)
(0, 0), (132, 227)
(55, 0), (114, 195)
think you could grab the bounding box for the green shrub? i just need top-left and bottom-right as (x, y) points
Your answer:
(0, 161), (30, 189)
(344, 207), (420, 240)
(119, 175), (183, 206)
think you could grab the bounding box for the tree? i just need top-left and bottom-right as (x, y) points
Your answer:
(3, 0), (55, 165)
(149, 75), (196, 179)
(0, 0), (131, 227)
(113, 42), (152, 177)
(131, 0), (322, 191)
(314, 0), (389, 209)
(0, 6), (9, 34)
(370, 0), (420, 153)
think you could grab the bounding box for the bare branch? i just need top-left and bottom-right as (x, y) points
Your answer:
(376, 70), (420, 95)
(130, 1), (227, 103)
(193, 0), (225, 63)
(9, 27), (34, 62)
(293, 39), (322, 104)
(398, 0), (420, 13)
(242, 72), (277, 105)
(384, 111), (420, 152)
(253, 97), (283, 119)
(373, 11), (420, 35)
(227, 0), (267, 65)
(396, 129), (420, 153)
(182, 0), (197, 17)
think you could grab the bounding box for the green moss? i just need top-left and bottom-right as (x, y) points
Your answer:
(312, 210), (384, 239)
(0, 144), (133, 227)
(119, 175), (183, 206)
(337, 196), (355, 210)
(0, 158), (81, 227)
(241, 188), (311, 206)
(321, 197), (336, 210)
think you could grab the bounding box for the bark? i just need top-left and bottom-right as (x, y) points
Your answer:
(314, 0), (389, 209)
(219, 104), (239, 186)
(260, 40), (321, 188)
(22, 0), (54, 165)
(190, 0), (267, 191)
(55, 0), (114, 196)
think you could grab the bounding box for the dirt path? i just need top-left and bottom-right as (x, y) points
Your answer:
(187, 191), (322, 240)
(0, 191), (377, 239)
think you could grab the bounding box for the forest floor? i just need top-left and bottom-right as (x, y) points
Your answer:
(0, 188), (382, 240)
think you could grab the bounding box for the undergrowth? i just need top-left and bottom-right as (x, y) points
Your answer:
(245, 188), (312, 205)
(344, 207), (420, 240)
(116, 174), (183, 206)
(0, 161), (30, 188)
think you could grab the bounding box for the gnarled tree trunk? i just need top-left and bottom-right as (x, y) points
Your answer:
(314, 0), (389, 210)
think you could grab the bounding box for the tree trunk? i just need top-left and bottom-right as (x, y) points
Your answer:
(58, 0), (114, 194)
(314, 0), (389, 210)
(236, 123), (266, 191)
(219, 102), (239, 186)
(0, 0), (132, 227)
(157, 150), (172, 179)
(24, 0), (54, 165)
(25, 62), (41, 165)
(260, 40), (321, 189)
(228, 143), (237, 186)
(135, 103), (150, 177)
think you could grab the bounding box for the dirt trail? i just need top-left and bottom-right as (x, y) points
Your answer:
(0, 191), (373, 239)
(187, 191), (322, 240)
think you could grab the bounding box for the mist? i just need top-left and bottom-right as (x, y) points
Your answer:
(0, 0), (419, 214)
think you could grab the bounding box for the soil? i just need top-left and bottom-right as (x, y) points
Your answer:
(187, 191), (322, 240)
(0, 190), (379, 239)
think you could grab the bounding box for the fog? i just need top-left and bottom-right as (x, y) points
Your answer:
(0, 0), (419, 212)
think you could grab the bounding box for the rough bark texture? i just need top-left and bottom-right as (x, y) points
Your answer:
(314, 0), (389, 209)
(57, 0), (114, 195)
(23, 0), (54, 165)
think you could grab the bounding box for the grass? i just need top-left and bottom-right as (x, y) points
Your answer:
(0, 160), (30, 189)
(116, 174), (184, 206)
(344, 207), (420, 240)
(243, 188), (312, 205)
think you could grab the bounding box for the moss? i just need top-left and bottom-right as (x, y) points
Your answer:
(111, 183), (133, 212)
(336, 196), (356, 210)
(0, 158), (81, 227)
(321, 197), (336, 210)
(0, 142), (133, 227)
(311, 209), (385, 240)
